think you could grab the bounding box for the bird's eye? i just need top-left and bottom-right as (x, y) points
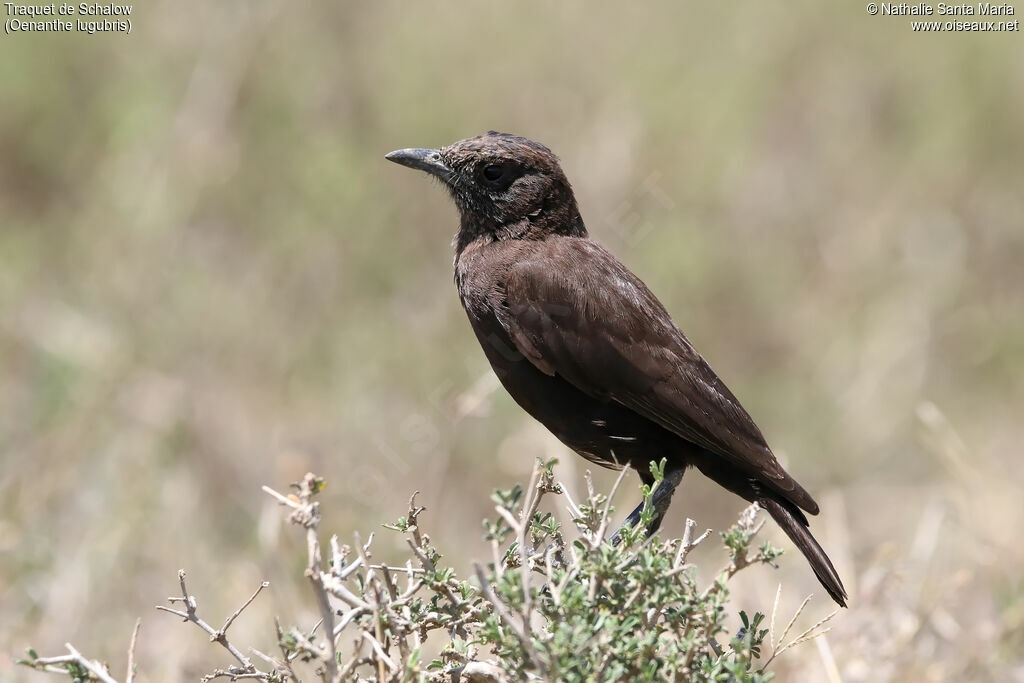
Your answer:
(482, 164), (504, 182)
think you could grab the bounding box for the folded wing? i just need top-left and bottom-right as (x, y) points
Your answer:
(498, 238), (819, 515)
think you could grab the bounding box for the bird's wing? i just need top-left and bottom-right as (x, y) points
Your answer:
(498, 238), (818, 514)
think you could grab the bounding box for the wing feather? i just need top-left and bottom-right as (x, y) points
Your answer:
(497, 238), (818, 513)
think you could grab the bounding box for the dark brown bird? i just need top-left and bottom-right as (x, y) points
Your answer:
(386, 132), (847, 607)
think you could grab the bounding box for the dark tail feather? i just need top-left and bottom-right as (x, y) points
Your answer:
(759, 496), (848, 608)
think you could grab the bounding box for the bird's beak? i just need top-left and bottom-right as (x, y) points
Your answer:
(385, 148), (455, 184)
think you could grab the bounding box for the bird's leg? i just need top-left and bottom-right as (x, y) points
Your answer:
(610, 465), (685, 546)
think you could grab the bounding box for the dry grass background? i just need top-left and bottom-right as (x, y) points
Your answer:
(1, 1), (1022, 680)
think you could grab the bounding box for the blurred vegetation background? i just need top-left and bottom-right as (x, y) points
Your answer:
(1, 1), (1022, 680)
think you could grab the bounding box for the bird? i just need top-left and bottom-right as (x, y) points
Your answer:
(385, 132), (847, 607)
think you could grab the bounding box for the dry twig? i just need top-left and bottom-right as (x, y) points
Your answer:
(155, 569), (272, 680)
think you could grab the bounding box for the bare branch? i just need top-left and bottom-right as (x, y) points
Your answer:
(125, 618), (141, 683)
(156, 569), (269, 678)
(221, 582), (269, 634)
(595, 464), (631, 547)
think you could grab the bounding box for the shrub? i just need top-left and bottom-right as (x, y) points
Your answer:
(18, 459), (834, 682)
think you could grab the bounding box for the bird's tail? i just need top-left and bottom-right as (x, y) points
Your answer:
(758, 496), (848, 608)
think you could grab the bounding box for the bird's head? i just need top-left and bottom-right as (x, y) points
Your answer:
(386, 132), (586, 252)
